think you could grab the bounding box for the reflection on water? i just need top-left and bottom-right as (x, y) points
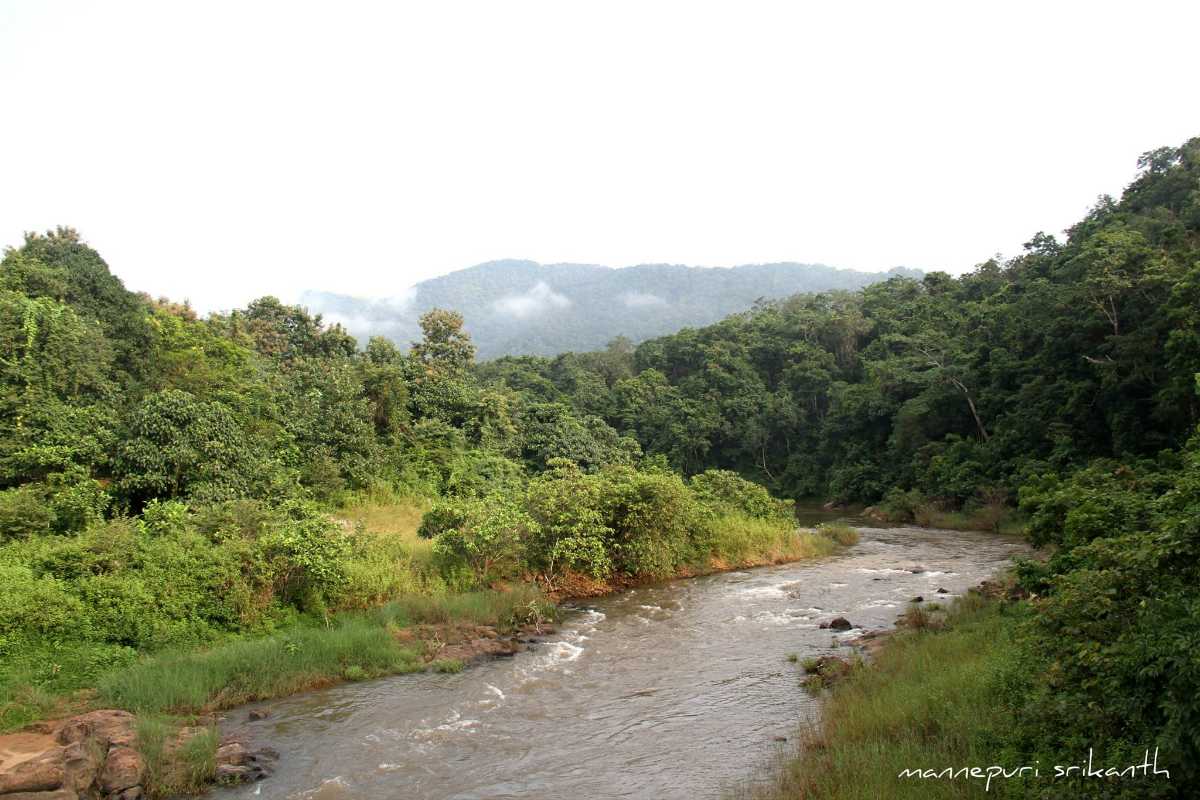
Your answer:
(213, 524), (1027, 800)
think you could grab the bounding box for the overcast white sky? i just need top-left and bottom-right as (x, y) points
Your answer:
(1, 1), (1197, 312)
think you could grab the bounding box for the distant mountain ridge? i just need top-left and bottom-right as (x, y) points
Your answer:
(302, 260), (923, 360)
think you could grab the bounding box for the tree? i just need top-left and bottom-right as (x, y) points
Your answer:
(114, 389), (272, 506)
(411, 309), (475, 374)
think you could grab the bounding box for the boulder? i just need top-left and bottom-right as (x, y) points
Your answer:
(247, 709), (271, 722)
(215, 742), (249, 767)
(99, 747), (145, 795)
(56, 710), (136, 750)
(911, 596), (924, 603)
(936, 587), (949, 594)
(0, 750), (65, 794)
(828, 617), (853, 631)
(213, 740), (277, 784)
(61, 740), (100, 795)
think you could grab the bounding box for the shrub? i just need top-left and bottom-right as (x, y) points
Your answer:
(599, 467), (701, 577)
(256, 502), (350, 612)
(690, 469), (794, 524)
(45, 467), (110, 533)
(524, 460), (614, 578)
(427, 494), (537, 583)
(0, 485), (53, 540)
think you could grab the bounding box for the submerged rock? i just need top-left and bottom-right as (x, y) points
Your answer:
(214, 740), (279, 785)
(827, 617), (853, 630)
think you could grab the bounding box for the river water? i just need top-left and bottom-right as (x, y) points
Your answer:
(215, 519), (1027, 800)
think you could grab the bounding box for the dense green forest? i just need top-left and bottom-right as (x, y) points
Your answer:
(479, 142), (1200, 515)
(302, 260), (920, 359)
(475, 138), (1200, 798)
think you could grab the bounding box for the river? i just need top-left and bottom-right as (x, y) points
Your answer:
(214, 518), (1027, 800)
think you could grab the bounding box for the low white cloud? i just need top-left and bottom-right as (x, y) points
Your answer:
(621, 291), (668, 308)
(492, 281), (571, 318)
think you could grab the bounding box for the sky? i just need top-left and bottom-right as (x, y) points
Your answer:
(1, 1), (1198, 313)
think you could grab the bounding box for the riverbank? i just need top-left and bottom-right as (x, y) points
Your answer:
(0, 506), (857, 798)
(733, 585), (1032, 800)
(201, 522), (1023, 799)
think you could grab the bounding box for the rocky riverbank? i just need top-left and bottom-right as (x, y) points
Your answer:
(0, 709), (272, 800)
(0, 618), (570, 800)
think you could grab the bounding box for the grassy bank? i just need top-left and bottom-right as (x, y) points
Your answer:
(98, 585), (547, 716)
(865, 489), (1027, 535)
(735, 594), (1029, 800)
(0, 495), (540, 730)
(2, 488), (854, 732)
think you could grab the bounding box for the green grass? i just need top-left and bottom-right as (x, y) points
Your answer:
(95, 586), (547, 717)
(815, 523), (860, 546)
(917, 507), (1026, 536)
(334, 495), (440, 608)
(136, 714), (219, 798)
(371, 584), (554, 630)
(709, 513), (847, 566)
(98, 618), (425, 715)
(733, 594), (1028, 800)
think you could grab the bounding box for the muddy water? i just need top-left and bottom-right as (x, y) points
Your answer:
(215, 521), (1027, 800)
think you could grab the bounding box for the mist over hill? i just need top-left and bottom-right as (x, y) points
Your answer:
(302, 260), (923, 359)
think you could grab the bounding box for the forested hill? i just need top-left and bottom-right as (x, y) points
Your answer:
(478, 139), (1200, 508)
(301, 261), (921, 360)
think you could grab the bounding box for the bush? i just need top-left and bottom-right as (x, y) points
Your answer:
(690, 469), (795, 524)
(600, 467), (702, 576)
(256, 502), (350, 612)
(524, 460), (614, 578)
(0, 485), (53, 540)
(426, 494), (537, 583)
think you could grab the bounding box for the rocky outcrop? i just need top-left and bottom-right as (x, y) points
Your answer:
(1, 709), (273, 800)
(0, 710), (142, 800)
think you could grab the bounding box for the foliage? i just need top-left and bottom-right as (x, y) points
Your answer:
(427, 493), (537, 582)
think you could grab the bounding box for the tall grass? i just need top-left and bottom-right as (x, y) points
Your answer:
(708, 514), (851, 567)
(95, 584), (548, 716)
(732, 595), (1025, 800)
(98, 618), (424, 715)
(335, 494), (440, 608)
(372, 585), (552, 630)
(136, 714), (219, 798)
(815, 522), (860, 546)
